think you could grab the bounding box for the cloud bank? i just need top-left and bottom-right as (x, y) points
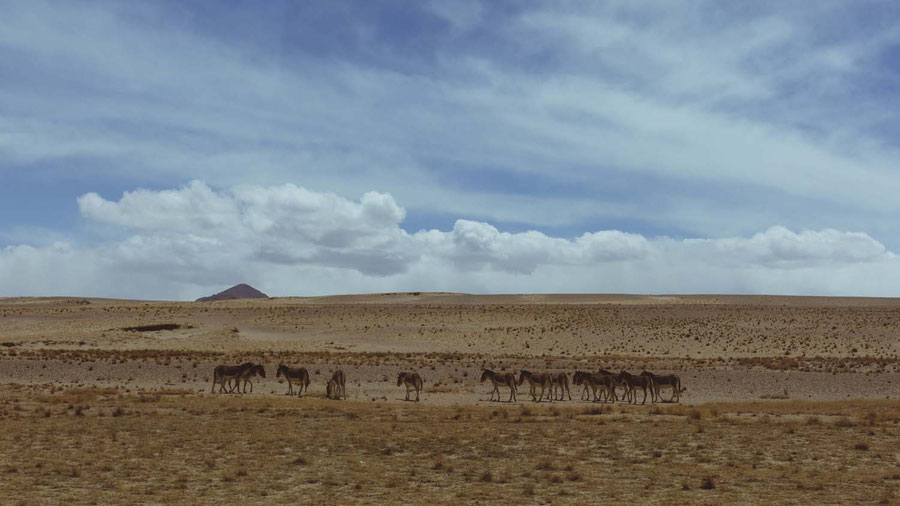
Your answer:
(4, 1), (900, 256)
(1, 182), (895, 300)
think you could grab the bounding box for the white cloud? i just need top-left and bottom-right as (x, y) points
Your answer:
(678, 226), (891, 268)
(3, 0), (900, 246)
(79, 181), (414, 276)
(78, 181), (239, 232)
(2, 182), (896, 299)
(416, 220), (649, 273)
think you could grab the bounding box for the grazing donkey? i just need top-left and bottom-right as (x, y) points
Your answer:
(326, 379), (339, 400)
(640, 371), (683, 403)
(480, 369), (517, 402)
(518, 370), (553, 402)
(329, 370), (346, 400)
(211, 362), (253, 393)
(232, 364), (266, 394)
(617, 371), (652, 404)
(397, 372), (424, 402)
(276, 365), (310, 396)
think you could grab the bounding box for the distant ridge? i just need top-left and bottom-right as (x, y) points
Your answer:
(195, 284), (268, 302)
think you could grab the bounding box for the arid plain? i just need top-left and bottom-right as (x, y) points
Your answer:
(1, 293), (899, 504)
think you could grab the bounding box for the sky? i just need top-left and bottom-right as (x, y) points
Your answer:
(1, 0), (900, 300)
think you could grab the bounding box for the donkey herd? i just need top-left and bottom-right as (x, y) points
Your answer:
(211, 362), (684, 404)
(481, 368), (684, 404)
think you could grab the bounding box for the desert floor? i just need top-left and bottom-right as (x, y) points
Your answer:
(1, 293), (898, 504)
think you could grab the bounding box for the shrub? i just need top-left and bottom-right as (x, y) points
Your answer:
(535, 459), (555, 471)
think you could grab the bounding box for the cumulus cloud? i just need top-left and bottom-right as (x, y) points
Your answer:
(78, 182), (414, 276)
(679, 226), (891, 268)
(78, 181), (240, 232)
(2, 181), (896, 299)
(416, 220), (650, 273)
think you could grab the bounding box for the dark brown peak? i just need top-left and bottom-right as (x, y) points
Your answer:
(195, 284), (269, 302)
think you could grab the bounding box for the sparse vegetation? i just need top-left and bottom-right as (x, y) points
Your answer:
(0, 295), (898, 503)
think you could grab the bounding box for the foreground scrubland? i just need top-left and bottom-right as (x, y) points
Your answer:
(0, 386), (898, 504)
(1, 294), (899, 503)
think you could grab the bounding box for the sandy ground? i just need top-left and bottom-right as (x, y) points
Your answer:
(1, 293), (898, 403)
(1, 293), (899, 503)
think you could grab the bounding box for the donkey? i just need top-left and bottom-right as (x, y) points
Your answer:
(573, 371), (594, 401)
(573, 371), (616, 403)
(617, 371), (652, 404)
(326, 379), (339, 400)
(329, 370), (346, 400)
(640, 371), (684, 403)
(551, 372), (571, 401)
(518, 370), (553, 402)
(598, 367), (622, 402)
(276, 365), (310, 396)
(480, 369), (517, 402)
(232, 364), (266, 394)
(397, 372), (424, 402)
(211, 362), (253, 393)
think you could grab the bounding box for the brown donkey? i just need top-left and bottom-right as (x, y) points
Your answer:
(617, 371), (652, 404)
(326, 379), (339, 400)
(551, 372), (571, 401)
(329, 370), (346, 400)
(232, 364), (266, 394)
(480, 369), (517, 402)
(518, 370), (553, 402)
(573, 371), (593, 401)
(573, 371), (616, 402)
(276, 365), (310, 396)
(211, 362), (253, 393)
(397, 371), (424, 402)
(640, 371), (684, 403)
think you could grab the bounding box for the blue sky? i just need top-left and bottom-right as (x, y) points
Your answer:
(1, 1), (900, 299)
